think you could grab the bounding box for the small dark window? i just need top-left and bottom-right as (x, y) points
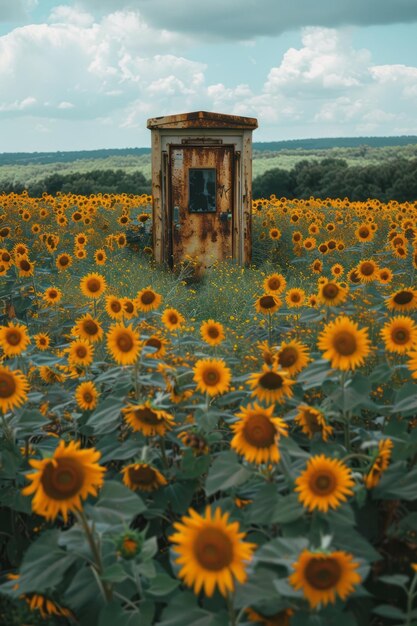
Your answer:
(188, 168), (216, 213)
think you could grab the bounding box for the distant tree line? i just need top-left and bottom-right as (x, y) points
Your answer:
(253, 135), (417, 152)
(252, 157), (417, 202)
(1, 169), (151, 196)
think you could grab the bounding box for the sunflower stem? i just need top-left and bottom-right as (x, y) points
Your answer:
(226, 592), (236, 626)
(405, 571), (417, 626)
(268, 312), (272, 345)
(159, 436), (169, 469)
(75, 509), (113, 602)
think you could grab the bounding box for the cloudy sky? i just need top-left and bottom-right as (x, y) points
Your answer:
(0, 0), (417, 151)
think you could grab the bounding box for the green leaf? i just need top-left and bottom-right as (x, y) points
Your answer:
(86, 481), (146, 527)
(146, 573), (180, 596)
(297, 359), (335, 390)
(97, 435), (142, 463)
(98, 602), (141, 626)
(18, 530), (78, 594)
(205, 451), (252, 496)
(378, 574), (410, 587)
(179, 449), (211, 479)
(373, 605), (406, 620)
(11, 409), (47, 437)
(158, 591), (229, 626)
(85, 396), (125, 435)
(101, 563), (129, 583)
(234, 567), (281, 609)
(392, 383), (417, 415)
(373, 462), (417, 500)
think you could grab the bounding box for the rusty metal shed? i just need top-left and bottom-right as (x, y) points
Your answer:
(147, 110), (258, 269)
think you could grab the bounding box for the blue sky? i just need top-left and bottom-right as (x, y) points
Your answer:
(0, 0), (416, 151)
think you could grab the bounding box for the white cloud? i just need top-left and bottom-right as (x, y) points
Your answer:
(48, 5), (94, 27)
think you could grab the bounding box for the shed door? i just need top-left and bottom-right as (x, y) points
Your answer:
(169, 145), (234, 268)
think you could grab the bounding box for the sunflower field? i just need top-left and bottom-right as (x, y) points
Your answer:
(1, 191), (417, 626)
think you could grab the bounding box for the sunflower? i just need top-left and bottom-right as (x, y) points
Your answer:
(121, 298), (137, 319)
(143, 334), (167, 358)
(255, 294), (282, 315)
(364, 439), (393, 489)
(136, 287), (162, 312)
(105, 295), (124, 320)
(26, 594), (73, 620)
(387, 288), (417, 312)
(122, 402), (175, 436)
(378, 268), (393, 284)
(68, 339), (94, 367)
(17, 257), (35, 277)
(247, 364), (294, 404)
(22, 439), (105, 522)
(42, 287), (62, 306)
(295, 455), (354, 512)
(276, 340), (310, 375)
(80, 273), (107, 299)
(246, 607), (293, 626)
(318, 281), (348, 307)
(263, 273), (287, 294)
(13, 242), (29, 257)
(355, 223), (374, 242)
(347, 269), (361, 284)
(289, 549), (361, 608)
(72, 314), (103, 344)
(193, 358), (231, 396)
(311, 259), (323, 274)
(331, 263), (344, 277)
(75, 233), (88, 246)
(200, 320), (225, 346)
(55, 253), (72, 271)
(317, 315), (371, 371)
(34, 333), (51, 351)
(269, 227), (281, 240)
(0, 365), (29, 413)
(294, 405), (333, 441)
(356, 259), (378, 283)
(231, 402), (288, 464)
(381, 316), (417, 353)
(75, 381), (99, 411)
(0, 322), (31, 357)
(161, 307), (185, 330)
(94, 249), (107, 265)
(285, 288), (305, 308)
(303, 237), (316, 250)
(0, 249), (12, 268)
(170, 506), (256, 597)
(106, 323), (141, 365)
(75, 247), (87, 260)
(116, 233), (127, 248)
(122, 463), (167, 492)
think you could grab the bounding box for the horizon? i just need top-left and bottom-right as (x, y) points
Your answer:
(1, 133), (417, 156)
(1, 1), (417, 152)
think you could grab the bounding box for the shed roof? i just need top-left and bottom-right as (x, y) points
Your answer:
(147, 110), (258, 131)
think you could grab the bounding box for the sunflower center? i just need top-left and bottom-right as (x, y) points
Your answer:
(203, 368), (220, 386)
(359, 228), (369, 238)
(322, 283), (339, 299)
(146, 337), (162, 350)
(76, 345), (88, 358)
(0, 372), (16, 398)
(193, 527), (233, 571)
(291, 293), (301, 303)
(124, 301), (134, 314)
(392, 328), (409, 344)
(141, 290), (156, 305)
(83, 392), (93, 403)
(304, 558), (342, 590)
(309, 471), (336, 495)
(259, 371), (283, 390)
(332, 331), (357, 356)
(86, 278), (101, 293)
(128, 465), (155, 485)
(111, 300), (122, 312)
(41, 458), (84, 500)
(49, 290), (58, 299)
(303, 410), (321, 433)
(260, 295), (276, 309)
(2, 253), (11, 262)
(360, 262), (374, 276)
(117, 333), (134, 352)
(278, 348), (297, 368)
(394, 291), (413, 305)
(83, 320), (98, 335)
(268, 278), (281, 291)
(20, 259), (30, 271)
(136, 407), (159, 425)
(207, 326), (220, 339)
(6, 330), (22, 346)
(243, 414), (276, 447)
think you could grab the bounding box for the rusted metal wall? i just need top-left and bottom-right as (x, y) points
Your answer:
(147, 112), (257, 268)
